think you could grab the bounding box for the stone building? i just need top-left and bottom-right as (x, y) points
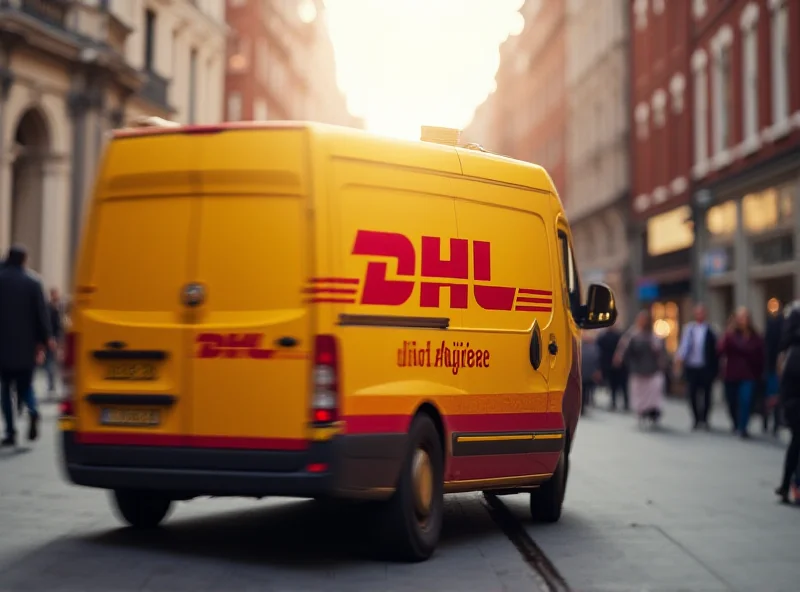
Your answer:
(565, 0), (631, 324)
(0, 0), (227, 293)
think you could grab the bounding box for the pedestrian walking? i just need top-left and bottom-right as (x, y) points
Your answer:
(674, 304), (719, 431)
(775, 300), (800, 504)
(581, 332), (602, 415)
(763, 306), (784, 435)
(0, 245), (53, 447)
(597, 326), (629, 411)
(718, 307), (764, 439)
(45, 288), (64, 399)
(613, 309), (667, 428)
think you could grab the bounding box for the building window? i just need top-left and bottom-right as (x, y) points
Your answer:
(769, 0), (790, 131)
(706, 201), (737, 238)
(711, 26), (734, 164)
(693, 0), (707, 20)
(651, 89), (667, 127)
(691, 49), (709, 176)
(227, 92), (242, 121)
(254, 99), (268, 121)
(144, 9), (156, 71)
(647, 206), (694, 257)
(740, 3), (760, 151)
(635, 102), (650, 140)
(188, 49), (198, 124)
(669, 74), (686, 114)
(634, 0), (648, 31)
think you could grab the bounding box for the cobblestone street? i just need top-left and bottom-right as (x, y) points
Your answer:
(0, 382), (798, 591)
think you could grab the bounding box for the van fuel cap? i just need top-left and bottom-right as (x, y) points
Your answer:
(182, 283), (206, 307)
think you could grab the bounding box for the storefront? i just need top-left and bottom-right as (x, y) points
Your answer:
(695, 174), (800, 332)
(634, 204), (695, 354)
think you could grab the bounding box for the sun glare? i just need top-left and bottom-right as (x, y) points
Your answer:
(325, 0), (526, 140)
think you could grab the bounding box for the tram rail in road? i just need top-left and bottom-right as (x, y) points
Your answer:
(482, 492), (572, 592)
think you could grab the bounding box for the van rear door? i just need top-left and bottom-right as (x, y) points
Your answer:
(187, 128), (312, 450)
(75, 135), (200, 440)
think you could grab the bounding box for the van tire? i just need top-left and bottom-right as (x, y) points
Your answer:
(112, 489), (173, 529)
(378, 414), (444, 562)
(529, 451), (567, 523)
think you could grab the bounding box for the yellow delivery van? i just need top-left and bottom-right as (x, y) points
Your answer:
(59, 121), (617, 561)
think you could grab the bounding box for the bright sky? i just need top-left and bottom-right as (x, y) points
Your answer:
(324, 0), (526, 140)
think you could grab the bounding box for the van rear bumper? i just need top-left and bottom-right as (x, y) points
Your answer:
(61, 430), (406, 501)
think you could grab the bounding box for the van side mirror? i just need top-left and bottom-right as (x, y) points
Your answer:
(577, 283), (618, 330)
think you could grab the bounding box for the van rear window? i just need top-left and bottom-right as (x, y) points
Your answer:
(89, 197), (194, 312)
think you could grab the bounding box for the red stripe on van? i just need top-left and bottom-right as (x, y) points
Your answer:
(310, 277), (360, 285)
(76, 432), (308, 450)
(518, 288), (553, 296)
(343, 411), (564, 435)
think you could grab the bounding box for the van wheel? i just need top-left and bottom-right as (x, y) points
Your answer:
(530, 451), (567, 523)
(378, 414), (444, 562)
(112, 489), (173, 529)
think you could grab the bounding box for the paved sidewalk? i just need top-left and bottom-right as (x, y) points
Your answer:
(514, 389), (798, 592)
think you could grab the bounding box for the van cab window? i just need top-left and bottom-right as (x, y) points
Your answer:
(558, 229), (581, 318)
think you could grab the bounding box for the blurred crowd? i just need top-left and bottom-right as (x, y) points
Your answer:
(581, 302), (800, 506)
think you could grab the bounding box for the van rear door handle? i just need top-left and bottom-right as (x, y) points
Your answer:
(276, 336), (298, 348)
(548, 342), (559, 355)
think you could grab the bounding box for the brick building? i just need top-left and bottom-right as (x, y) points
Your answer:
(629, 0), (695, 352)
(225, 0), (306, 121)
(690, 0), (800, 331)
(225, 0), (360, 127)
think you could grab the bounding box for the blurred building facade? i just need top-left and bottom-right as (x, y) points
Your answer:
(629, 0), (695, 352)
(0, 0), (227, 292)
(467, 0), (568, 198)
(225, 0), (361, 127)
(565, 0), (631, 324)
(690, 0), (800, 331)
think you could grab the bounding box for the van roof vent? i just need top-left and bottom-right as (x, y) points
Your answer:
(420, 126), (461, 146)
(463, 142), (490, 153)
(128, 116), (181, 129)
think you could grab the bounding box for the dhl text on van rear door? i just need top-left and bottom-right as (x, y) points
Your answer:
(187, 128), (312, 450)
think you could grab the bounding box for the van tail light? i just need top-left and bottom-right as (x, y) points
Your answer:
(311, 334), (339, 425)
(59, 331), (77, 417)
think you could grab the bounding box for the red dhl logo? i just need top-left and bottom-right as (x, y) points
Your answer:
(305, 230), (553, 312)
(195, 333), (307, 360)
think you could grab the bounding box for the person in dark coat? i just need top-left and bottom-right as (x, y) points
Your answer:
(763, 307), (784, 435)
(674, 304), (719, 430)
(776, 300), (800, 503)
(597, 327), (629, 411)
(0, 245), (53, 446)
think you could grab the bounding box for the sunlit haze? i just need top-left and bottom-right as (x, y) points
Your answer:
(325, 0), (525, 140)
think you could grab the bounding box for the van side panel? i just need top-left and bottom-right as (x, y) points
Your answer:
(446, 178), (563, 483)
(328, 158), (465, 437)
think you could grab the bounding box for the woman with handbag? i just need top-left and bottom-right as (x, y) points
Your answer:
(613, 309), (667, 428)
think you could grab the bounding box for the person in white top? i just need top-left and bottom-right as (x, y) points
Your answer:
(674, 304), (720, 430)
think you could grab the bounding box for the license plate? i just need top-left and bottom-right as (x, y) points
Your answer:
(105, 362), (158, 381)
(100, 408), (160, 427)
